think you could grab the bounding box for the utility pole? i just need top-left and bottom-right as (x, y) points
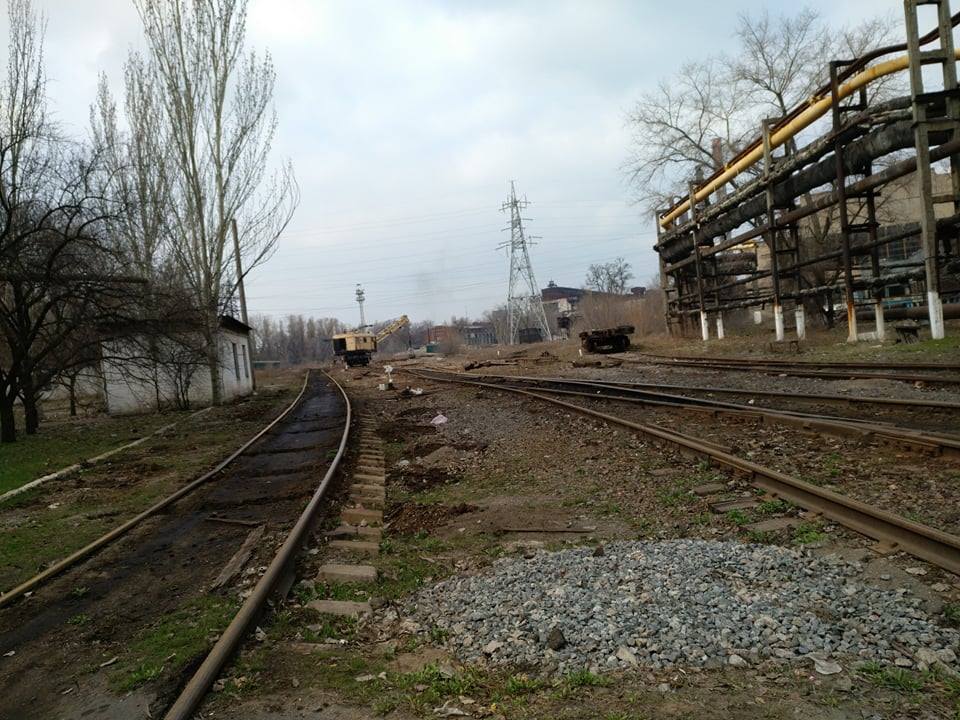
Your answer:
(498, 182), (552, 344)
(232, 218), (256, 390)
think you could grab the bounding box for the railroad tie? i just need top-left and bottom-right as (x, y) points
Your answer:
(710, 498), (759, 513)
(305, 598), (371, 617)
(315, 415), (386, 616)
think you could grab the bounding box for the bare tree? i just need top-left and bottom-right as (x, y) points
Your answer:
(134, 0), (299, 404)
(482, 304), (510, 345)
(585, 257), (634, 295)
(625, 8), (900, 213)
(0, 0), (141, 442)
(90, 52), (171, 280)
(625, 60), (751, 211)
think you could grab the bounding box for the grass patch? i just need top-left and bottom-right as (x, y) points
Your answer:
(505, 673), (547, 695)
(747, 530), (774, 543)
(821, 452), (842, 478)
(858, 662), (926, 693)
(725, 509), (750, 526)
(792, 522), (827, 545)
(113, 595), (239, 691)
(756, 499), (790, 516)
(944, 603), (960, 627)
(659, 488), (694, 507)
(0, 414), (175, 495)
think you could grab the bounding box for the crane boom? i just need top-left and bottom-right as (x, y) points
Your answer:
(376, 315), (409, 343)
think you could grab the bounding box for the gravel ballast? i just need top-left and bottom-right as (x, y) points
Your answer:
(407, 540), (959, 675)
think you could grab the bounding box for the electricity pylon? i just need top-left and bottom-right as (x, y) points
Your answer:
(498, 182), (551, 344)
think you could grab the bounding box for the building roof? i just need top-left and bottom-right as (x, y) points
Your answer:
(219, 315), (252, 335)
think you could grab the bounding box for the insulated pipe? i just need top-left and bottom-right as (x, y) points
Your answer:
(855, 303), (960, 321)
(658, 50), (960, 229)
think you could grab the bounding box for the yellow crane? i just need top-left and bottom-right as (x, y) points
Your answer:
(376, 314), (409, 343)
(332, 315), (409, 367)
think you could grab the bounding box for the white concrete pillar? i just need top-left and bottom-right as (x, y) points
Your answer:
(753, 309), (763, 324)
(795, 306), (806, 340)
(929, 291), (945, 340)
(874, 301), (886, 342)
(846, 301), (858, 343)
(715, 313), (725, 340)
(773, 304), (785, 342)
(700, 311), (710, 341)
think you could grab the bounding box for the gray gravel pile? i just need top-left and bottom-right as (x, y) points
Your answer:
(406, 540), (959, 674)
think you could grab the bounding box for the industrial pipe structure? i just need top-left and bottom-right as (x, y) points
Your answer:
(655, 0), (960, 342)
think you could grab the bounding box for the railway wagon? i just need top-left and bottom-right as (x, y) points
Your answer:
(580, 325), (634, 354)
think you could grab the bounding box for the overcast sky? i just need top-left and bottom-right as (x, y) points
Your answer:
(3, 0), (895, 327)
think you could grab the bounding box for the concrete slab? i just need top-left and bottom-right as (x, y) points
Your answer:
(329, 539), (380, 555)
(352, 483), (385, 496)
(342, 507), (383, 525)
(354, 473), (385, 484)
(350, 493), (384, 509)
(317, 563), (377, 583)
(327, 524), (382, 539)
(306, 599), (372, 617)
(711, 498), (759, 513)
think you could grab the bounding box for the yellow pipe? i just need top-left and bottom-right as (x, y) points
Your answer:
(658, 51), (959, 229)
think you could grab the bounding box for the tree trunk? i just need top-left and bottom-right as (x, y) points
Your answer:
(69, 376), (78, 417)
(24, 395), (39, 435)
(21, 377), (39, 435)
(207, 335), (223, 406)
(0, 397), (15, 443)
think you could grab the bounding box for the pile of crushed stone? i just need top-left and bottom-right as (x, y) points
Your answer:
(405, 540), (958, 675)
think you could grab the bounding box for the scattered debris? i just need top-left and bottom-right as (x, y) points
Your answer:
(546, 628), (567, 651)
(431, 414), (449, 426)
(810, 654), (842, 675)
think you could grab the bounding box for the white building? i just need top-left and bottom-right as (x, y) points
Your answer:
(101, 316), (254, 415)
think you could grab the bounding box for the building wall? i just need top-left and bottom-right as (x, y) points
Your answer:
(102, 328), (253, 415)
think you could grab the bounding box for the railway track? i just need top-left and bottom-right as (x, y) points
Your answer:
(405, 367), (960, 575)
(621, 352), (960, 386)
(438, 369), (960, 459)
(0, 370), (351, 720)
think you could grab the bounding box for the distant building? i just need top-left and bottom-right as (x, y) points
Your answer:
(462, 323), (497, 346)
(427, 325), (454, 344)
(100, 315), (254, 415)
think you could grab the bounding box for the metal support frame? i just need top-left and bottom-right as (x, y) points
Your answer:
(689, 182), (710, 341)
(655, 7), (960, 341)
(905, 0), (960, 339)
(762, 119), (786, 341)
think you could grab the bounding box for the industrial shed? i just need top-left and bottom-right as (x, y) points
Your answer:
(100, 315), (254, 415)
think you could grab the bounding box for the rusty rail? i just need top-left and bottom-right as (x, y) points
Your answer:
(0, 372), (314, 609)
(622, 354), (960, 386)
(407, 368), (960, 575)
(444, 370), (960, 459)
(162, 370), (351, 720)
